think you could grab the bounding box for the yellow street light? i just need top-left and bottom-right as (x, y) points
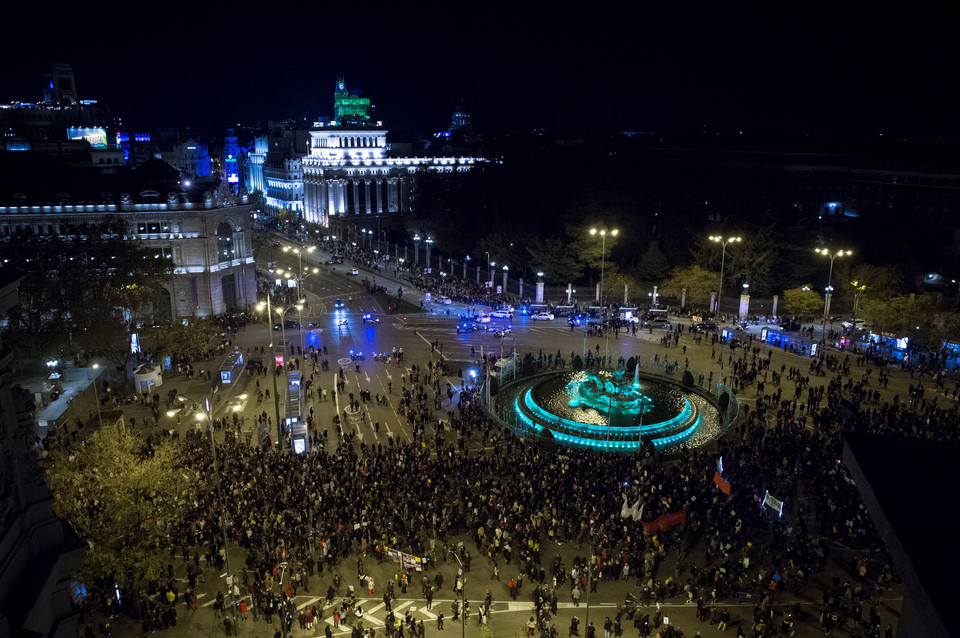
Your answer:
(709, 236), (741, 315)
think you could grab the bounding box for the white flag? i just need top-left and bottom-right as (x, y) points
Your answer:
(620, 493), (631, 518)
(632, 501), (644, 522)
(762, 491), (783, 517)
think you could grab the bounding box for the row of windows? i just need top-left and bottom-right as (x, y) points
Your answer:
(0, 220), (190, 237)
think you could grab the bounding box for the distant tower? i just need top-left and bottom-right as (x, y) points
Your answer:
(333, 77), (373, 127)
(450, 106), (471, 132)
(42, 63), (78, 107)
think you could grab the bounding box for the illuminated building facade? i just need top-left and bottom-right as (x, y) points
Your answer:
(0, 187), (256, 319)
(247, 136), (268, 194)
(301, 78), (480, 229)
(163, 139), (211, 177)
(333, 77), (372, 126)
(222, 130), (244, 187)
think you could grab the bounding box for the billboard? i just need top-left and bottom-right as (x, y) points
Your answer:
(67, 127), (108, 149)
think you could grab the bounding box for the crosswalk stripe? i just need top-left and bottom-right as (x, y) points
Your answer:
(297, 596), (322, 611)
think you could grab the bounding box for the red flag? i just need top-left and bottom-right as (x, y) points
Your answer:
(713, 471), (731, 495)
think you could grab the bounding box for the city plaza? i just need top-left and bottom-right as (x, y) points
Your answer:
(44, 235), (924, 638)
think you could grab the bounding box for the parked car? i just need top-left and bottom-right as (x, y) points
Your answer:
(273, 320), (299, 330)
(439, 296), (453, 304)
(532, 312), (555, 321)
(693, 322), (719, 332)
(491, 309), (513, 319)
(475, 314), (492, 324)
(349, 268), (360, 275)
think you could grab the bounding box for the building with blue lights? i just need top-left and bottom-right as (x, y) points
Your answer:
(247, 136), (268, 195)
(162, 139), (211, 178)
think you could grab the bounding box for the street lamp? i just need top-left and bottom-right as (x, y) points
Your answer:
(174, 394), (239, 627)
(425, 237), (434, 270)
(91, 363), (103, 427)
(502, 264), (509, 294)
(709, 235), (742, 317)
(449, 549), (467, 638)
(815, 248), (852, 342)
(589, 227), (618, 310)
(464, 255), (471, 280)
(255, 298), (284, 446)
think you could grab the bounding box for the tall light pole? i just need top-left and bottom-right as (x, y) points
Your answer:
(91, 363), (103, 426)
(449, 549), (466, 638)
(815, 248), (852, 343)
(256, 297), (284, 446)
(589, 227), (618, 311)
(173, 394), (239, 627)
(425, 237), (434, 270)
(502, 264), (509, 295)
(709, 235), (742, 317)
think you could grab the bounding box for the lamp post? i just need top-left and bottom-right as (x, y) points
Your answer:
(709, 235), (742, 317)
(815, 248), (851, 343)
(174, 394), (239, 627)
(91, 363), (103, 426)
(256, 297), (284, 446)
(281, 245), (317, 298)
(425, 237), (434, 270)
(464, 255), (470, 280)
(485, 251), (491, 286)
(413, 234), (421, 265)
(502, 264), (509, 295)
(449, 549), (467, 638)
(589, 227), (618, 311)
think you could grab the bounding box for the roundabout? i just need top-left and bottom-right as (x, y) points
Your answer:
(491, 366), (731, 453)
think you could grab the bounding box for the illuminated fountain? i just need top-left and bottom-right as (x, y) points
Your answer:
(493, 368), (722, 453)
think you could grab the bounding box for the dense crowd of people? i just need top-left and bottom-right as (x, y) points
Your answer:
(59, 325), (956, 638)
(52, 248), (960, 638)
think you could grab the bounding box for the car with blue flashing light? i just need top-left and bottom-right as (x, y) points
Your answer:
(457, 322), (479, 334)
(334, 298), (345, 309)
(475, 313), (492, 324)
(362, 313), (379, 324)
(493, 327), (513, 338)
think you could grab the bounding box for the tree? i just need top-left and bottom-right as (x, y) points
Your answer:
(658, 265), (718, 307)
(142, 318), (217, 364)
(782, 286), (823, 318)
(525, 236), (583, 284)
(2, 231), (174, 373)
(43, 424), (196, 602)
(636, 240), (671, 282)
(859, 295), (923, 337)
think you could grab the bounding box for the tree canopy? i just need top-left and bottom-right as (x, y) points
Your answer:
(658, 265), (718, 307)
(782, 286), (823, 317)
(1, 228), (174, 370)
(43, 424), (197, 592)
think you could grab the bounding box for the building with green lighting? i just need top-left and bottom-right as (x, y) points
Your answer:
(301, 79), (481, 230)
(333, 77), (372, 127)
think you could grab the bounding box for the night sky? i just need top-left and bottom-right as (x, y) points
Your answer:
(3, 4), (958, 138)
